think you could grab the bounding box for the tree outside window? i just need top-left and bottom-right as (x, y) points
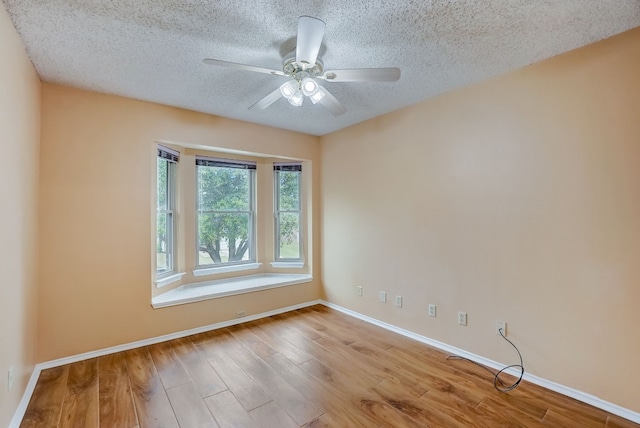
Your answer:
(275, 164), (302, 261)
(196, 158), (256, 266)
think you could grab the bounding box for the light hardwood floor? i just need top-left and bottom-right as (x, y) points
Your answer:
(20, 305), (639, 427)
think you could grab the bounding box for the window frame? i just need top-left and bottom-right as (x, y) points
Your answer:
(274, 163), (303, 263)
(156, 146), (179, 277)
(195, 157), (257, 268)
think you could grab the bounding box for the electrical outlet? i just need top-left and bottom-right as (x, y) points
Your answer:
(379, 291), (387, 303)
(458, 311), (467, 326)
(395, 295), (403, 307)
(496, 320), (506, 336)
(7, 366), (14, 391)
(236, 310), (246, 318)
(356, 286), (363, 297)
(428, 304), (436, 317)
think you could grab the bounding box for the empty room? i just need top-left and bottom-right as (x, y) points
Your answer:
(1, 1), (639, 427)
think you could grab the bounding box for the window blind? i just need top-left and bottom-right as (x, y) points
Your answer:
(196, 156), (257, 170)
(273, 162), (302, 172)
(158, 145), (180, 163)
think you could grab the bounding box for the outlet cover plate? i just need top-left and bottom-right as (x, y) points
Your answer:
(458, 311), (467, 326)
(7, 366), (14, 391)
(496, 320), (506, 336)
(395, 295), (403, 307)
(428, 304), (436, 317)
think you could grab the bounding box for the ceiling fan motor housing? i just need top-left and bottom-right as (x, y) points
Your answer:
(283, 50), (324, 78)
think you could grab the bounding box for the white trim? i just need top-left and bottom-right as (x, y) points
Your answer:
(193, 262), (261, 276)
(270, 261), (305, 269)
(319, 300), (640, 424)
(9, 299), (322, 427)
(152, 274), (312, 308)
(155, 271), (186, 288)
(9, 367), (42, 428)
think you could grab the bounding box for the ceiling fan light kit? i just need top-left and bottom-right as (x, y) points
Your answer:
(309, 87), (326, 104)
(203, 15), (401, 115)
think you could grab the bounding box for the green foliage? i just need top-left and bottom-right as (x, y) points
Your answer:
(156, 159), (168, 255)
(198, 166), (252, 264)
(156, 158), (176, 273)
(277, 171), (301, 258)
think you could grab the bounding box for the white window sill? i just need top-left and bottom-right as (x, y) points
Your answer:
(270, 261), (305, 269)
(155, 272), (186, 288)
(193, 262), (262, 277)
(151, 273), (313, 308)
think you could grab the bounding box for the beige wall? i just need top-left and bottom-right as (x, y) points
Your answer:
(321, 27), (640, 413)
(0, 5), (41, 426)
(38, 84), (321, 362)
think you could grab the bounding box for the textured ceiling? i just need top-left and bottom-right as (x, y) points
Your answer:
(3, 1), (640, 136)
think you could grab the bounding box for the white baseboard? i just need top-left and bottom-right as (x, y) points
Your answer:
(8, 366), (42, 428)
(10, 298), (640, 426)
(320, 300), (640, 424)
(9, 299), (321, 428)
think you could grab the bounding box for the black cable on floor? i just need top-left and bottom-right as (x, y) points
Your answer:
(446, 328), (524, 392)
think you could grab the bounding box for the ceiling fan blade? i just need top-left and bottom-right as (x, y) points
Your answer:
(249, 87), (283, 110)
(203, 59), (285, 76)
(320, 67), (401, 82)
(318, 86), (346, 116)
(296, 16), (325, 66)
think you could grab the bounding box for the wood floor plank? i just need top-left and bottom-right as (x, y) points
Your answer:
(272, 312), (322, 340)
(124, 347), (179, 428)
(192, 327), (245, 350)
(227, 346), (323, 425)
(249, 402), (299, 428)
(228, 323), (279, 359)
(511, 382), (610, 425)
(306, 306), (396, 351)
(19, 307), (640, 428)
(246, 318), (314, 365)
(204, 390), (260, 428)
(165, 382), (219, 427)
(20, 365), (69, 428)
(58, 359), (99, 428)
(201, 344), (272, 411)
(297, 357), (419, 427)
(171, 336), (227, 398)
(147, 341), (191, 389)
(373, 377), (476, 428)
(98, 353), (138, 428)
(263, 353), (381, 427)
(296, 307), (359, 345)
(542, 408), (605, 428)
(472, 396), (546, 428)
(607, 414), (640, 428)
(386, 345), (489, 400)
(316, 336), (428, 397)
(282, 329), (386, 389)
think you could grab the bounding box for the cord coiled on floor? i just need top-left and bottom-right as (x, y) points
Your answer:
(446, 328), (524, 392)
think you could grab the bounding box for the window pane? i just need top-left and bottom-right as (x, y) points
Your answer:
(278, 171), (299, 210)
(157, 158), (168, 210)
(198, 166), (250, 211)
(198, 213), (251, 264)
(156, 212), (170, 272)
(278, 212), (300, 259)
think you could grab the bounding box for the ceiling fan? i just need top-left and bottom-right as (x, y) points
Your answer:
(203, 16), (401, 116)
